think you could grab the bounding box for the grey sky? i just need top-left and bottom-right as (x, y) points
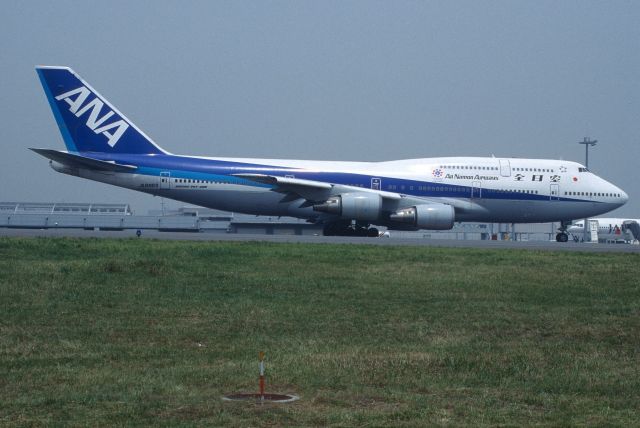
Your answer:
(1, 1), (638, 216)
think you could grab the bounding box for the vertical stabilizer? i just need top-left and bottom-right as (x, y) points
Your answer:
(36, 66), (168, 155)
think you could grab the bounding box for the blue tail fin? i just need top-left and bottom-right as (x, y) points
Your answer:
(36, 66), (168, 155)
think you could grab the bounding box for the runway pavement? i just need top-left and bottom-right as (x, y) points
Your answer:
(2, 228), (639, 253)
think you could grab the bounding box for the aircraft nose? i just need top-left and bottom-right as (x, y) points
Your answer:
(612, 186), (628, 207)
(604, 180), (628, 208)
(621, 189), (629, 204)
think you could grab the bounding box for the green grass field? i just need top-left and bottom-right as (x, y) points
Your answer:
(1, 237), (639, 426)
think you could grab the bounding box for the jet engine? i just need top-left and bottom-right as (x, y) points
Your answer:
(389, 203), (455, 230)
(313, 192), (382, 222)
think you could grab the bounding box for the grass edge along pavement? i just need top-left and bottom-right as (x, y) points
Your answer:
(0, 237), (638, 426)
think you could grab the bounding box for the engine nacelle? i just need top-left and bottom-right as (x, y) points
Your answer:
(313, 192), (382, 222)
(389, 203), (455, 230)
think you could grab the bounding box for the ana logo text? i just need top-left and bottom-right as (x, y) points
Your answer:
(55, 86), (129, 147)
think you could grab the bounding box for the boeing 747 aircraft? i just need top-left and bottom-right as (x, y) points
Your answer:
(32, 66), (628, 241)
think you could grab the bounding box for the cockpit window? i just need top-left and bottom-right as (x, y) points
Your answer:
(578, 167), (589, 172)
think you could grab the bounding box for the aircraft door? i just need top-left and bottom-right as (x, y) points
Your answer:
(550, 184), (559, 201)
(471, 181), (481, 198)
(371, 177), (381, 190)
(160, 171), (171, 190)
(499, 159), (511, 177)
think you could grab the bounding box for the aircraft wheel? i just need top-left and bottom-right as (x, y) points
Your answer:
(353, 226), (368, 237)
(367, 228), (379, 237)
(323, 221), (352, 236)
(322, 223), (339, 236)
(556, 232), (569, 243)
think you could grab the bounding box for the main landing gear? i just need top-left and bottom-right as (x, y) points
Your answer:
(323, 220), (379, 237)
(555, 220), (570, 242)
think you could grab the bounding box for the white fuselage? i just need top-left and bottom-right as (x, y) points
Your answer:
(53, 155), (628, 226)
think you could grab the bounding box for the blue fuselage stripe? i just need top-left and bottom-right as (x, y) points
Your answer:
(89, 153), (592, 203)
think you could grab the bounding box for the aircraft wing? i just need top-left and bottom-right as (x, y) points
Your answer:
(233, 173), (402, 204)
(30, 148), (138, 173)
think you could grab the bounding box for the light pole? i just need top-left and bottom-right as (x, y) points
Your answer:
(578, 137), (597, 242)
(578, 137), (597, 169)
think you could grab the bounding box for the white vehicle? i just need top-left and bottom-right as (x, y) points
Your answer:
(32, 66), (628, 241)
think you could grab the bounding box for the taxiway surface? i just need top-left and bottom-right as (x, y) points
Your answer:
(1, 228), (639, 253)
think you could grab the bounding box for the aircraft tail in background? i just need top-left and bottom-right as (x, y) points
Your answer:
(36, 66), (168, 155)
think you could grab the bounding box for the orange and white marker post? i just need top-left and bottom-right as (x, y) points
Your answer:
(258, 351), (265, 401)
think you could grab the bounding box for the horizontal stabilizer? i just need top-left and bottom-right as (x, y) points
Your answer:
(30, 148), (137, 172)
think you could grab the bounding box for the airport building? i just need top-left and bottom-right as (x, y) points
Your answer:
(0, 202), (132, 216)
(0, 201), (564, 241)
